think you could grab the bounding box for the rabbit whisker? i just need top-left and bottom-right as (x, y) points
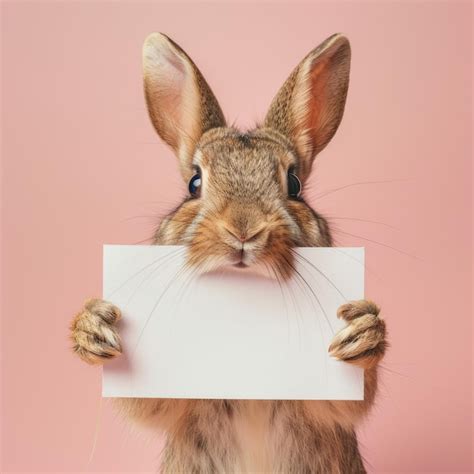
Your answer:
(303, 178), (407, 201)
(105, 246), (185, 299)
(325, 216), (397, 230)
(331, 226), (420, 260)
(291, 250), (347, 302)
(281, 254), (334, 335)
(132, 253), (190, 354)
(264, 261), (291, 344)
(125, 247), (188, 307)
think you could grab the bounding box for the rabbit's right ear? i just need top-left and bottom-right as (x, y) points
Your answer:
(143, 33), (226, 180)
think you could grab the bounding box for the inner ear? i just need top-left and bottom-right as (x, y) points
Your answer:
(298, 45), (349, 157)
(144, 40), (191, 149)
(143, 33), (226, 180)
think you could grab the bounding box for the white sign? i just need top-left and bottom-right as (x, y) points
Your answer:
(102, 245), (364, 400)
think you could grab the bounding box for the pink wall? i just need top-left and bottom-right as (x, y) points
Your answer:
(1, 2), (472, 473)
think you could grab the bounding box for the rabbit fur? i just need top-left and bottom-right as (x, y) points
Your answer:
(71, 32), (387, 474)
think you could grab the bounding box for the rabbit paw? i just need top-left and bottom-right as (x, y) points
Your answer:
(70, 298), (122, 365)
(328, 300), (386, 369)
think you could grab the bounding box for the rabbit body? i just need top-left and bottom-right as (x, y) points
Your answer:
(71, 33), (386, 473)
(112, 397), (372, 473)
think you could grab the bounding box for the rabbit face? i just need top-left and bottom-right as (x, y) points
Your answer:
(156, 126), (332, 279)
(143, 33), (350, 278)
(182, 128), (330, 278)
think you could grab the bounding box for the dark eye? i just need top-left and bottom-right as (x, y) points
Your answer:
(188, 173), (202, 197)
(287, 172), (301, 198)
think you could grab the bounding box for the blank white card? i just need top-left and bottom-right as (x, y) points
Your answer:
(102, 245), (364, 400)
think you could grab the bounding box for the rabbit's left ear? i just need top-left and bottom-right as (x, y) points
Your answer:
(264, 34), (351, 181)
(143, 33), (226, 180)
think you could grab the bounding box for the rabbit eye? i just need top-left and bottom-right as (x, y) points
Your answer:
(288, 172), (301, 198)
(188, 173), (202, 197)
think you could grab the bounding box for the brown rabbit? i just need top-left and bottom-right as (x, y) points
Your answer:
(70, 33), (387, 473)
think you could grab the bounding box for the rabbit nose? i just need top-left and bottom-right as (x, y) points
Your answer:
(223, 226), (247, 243)
(223, 225), (264, 244)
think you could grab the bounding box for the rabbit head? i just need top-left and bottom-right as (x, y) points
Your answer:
(143, 33), (350, 279)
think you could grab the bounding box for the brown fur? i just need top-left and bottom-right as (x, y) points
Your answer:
(70, 33), (387, 473)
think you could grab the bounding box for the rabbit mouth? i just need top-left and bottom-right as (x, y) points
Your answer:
(184, 211), (298, 279)
(228, 247), (255, 269)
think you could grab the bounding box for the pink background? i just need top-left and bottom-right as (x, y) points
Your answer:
(1, 2), (472, 473)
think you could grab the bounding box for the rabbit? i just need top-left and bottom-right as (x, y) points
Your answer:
(70, 32), (387, 474)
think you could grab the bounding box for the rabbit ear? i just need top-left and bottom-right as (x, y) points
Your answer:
(143, 33), (226, 179)
(264, 34), (351, 181)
